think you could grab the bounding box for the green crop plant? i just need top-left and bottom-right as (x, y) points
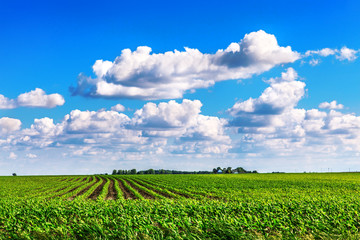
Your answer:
(97, 177), (110, 201)
(2, 173), (360, 238)
(125, 178), (165, 199)
(76, 176), (105, 200)
(117, 177), (144, 200)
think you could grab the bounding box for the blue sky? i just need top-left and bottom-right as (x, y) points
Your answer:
(1, 0), (360, 175)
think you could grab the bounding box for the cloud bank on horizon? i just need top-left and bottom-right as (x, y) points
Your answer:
(1, 29), (360, 173)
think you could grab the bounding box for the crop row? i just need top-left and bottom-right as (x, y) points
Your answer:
(3, 175), (208, 201)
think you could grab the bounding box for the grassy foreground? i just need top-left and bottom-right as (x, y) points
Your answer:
(1, 173), (360, 239)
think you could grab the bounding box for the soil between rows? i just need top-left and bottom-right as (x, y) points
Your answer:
(88, 177), (106, 200)
(68, 176), (100, 200)
(116, 179), (136, 199)
(106, 178), (117, 200)
(124, 179), (155, 199)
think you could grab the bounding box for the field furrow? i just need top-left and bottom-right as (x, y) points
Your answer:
(75, 177), (104, 200)
(106, 178), (117, 200)
(137, 178), (196, 199)
(116, 178), (139, 199)
(67, 177), (99, 200)
(130, 178), (178, 199)
(88, 177), (106, 200)
(48, 177), (90, 199)
(123, 179), (155, 199)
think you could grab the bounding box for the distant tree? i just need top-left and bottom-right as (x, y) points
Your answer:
(225, 167), (232, 174)
(112, 169), (117, 175)
(148, 169), (155, 174)
(212, 168), (217, 174)
(12, 173), (16, 176)
(130, 169), (137, 175)
(117, 170), (122, 175)
(236, 167), (246, 174)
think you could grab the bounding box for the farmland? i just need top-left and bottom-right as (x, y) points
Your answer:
(1, 173), (360, 239)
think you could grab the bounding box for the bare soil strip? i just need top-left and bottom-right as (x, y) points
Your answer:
(81, 177), (88, 182)
(106, 178), (117, 200)
(124, 179), (155, 199)
(88, 177), (106, 200)
(132, 179), (173, 199)
(68, 177), (100, 200)
(116, 179), (136, 199)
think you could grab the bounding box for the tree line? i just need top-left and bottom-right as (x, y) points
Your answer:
(212, 167), (257, 174)
(110, 167), (257, 175)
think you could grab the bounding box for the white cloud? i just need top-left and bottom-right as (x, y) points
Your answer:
(0, 117), (21, 134)
(131, 100), (230, 151)
(305, 48), (336, 57)
(64, 109), (130, 133)
(305, 47), (358, 63)
(309, 59), (320, 66)
(26, 153), (37, 159)
(226, 68), (360, 160)
(111, 104), (126, 112)
(3, 99), (230, 156)
(132, 100), (202, 129)
(336, 47), (358, 61)
(0, 88), (65, 109)
(319, 100), (344, 110)
(0, 95), (16, 109)
(71, 30), (300, 100)
(16, 88), (65, 108)
(228, 68), (305, 128)
(9, 152), (17, 160)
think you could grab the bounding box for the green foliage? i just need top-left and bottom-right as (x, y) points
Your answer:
(1, 173), (360, 238)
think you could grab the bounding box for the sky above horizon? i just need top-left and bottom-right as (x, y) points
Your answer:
(1, 0), (360, 175)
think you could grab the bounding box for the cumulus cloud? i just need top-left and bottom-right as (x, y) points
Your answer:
(64, 109), (130, 134)
(4, 99), (230, 155)
(0, 117), (21, 134)
(132, 100), (202, 129)
(228, 68), (305, 127)
(319, 101), (344, 110)
(71, 30), (300, 100)
(336, 47), (358, 61)
(111, 103), (125, 112)
(227, 68), (360, 158)
(0, 95), (16, 109)
(131, 100), (230, 147)
(0, 88), (64, 109)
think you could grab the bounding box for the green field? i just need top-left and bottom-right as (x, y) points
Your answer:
(1, 173), (360, 239)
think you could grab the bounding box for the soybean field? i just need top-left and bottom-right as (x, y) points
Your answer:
(1, 173), (360, 239)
